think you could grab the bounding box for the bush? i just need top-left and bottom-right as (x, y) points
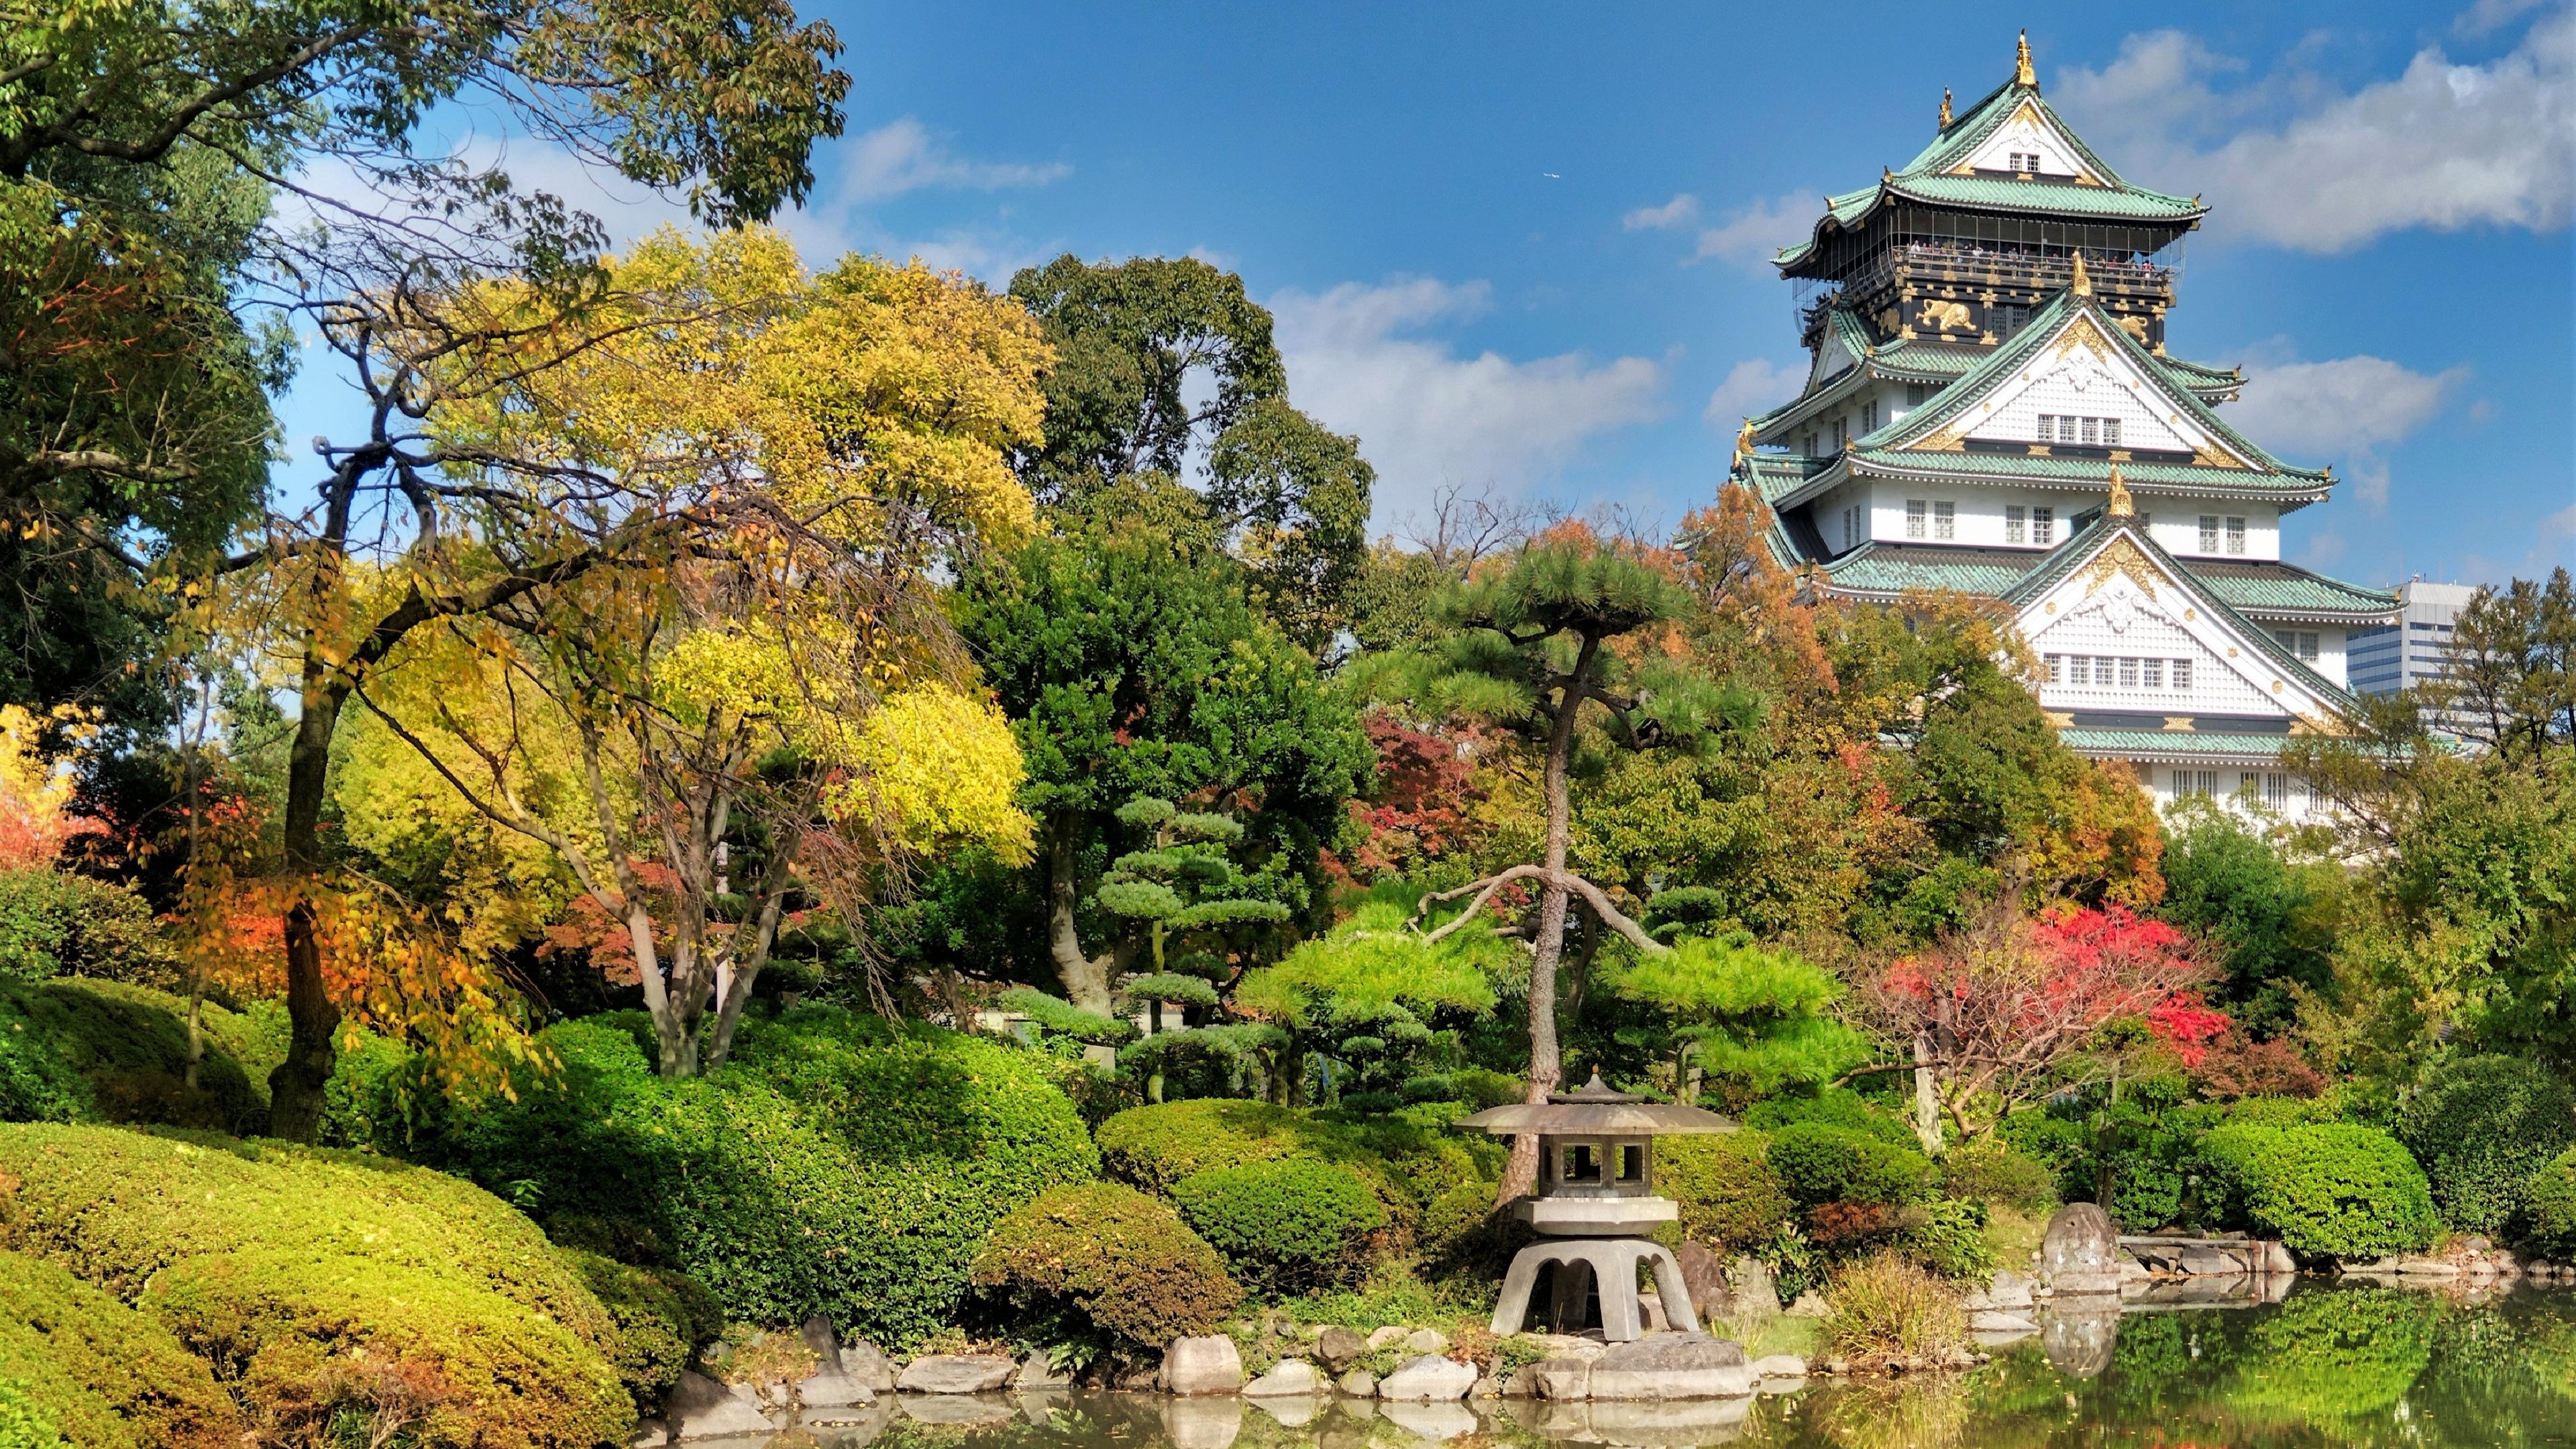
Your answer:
(1656, 1131), (1791, 1251)
(1821, 1251), (1967, 1362)
(2524, 1147), (2576, 1257)
(1896, 1198), (1996, 1281)
(1097, 1097), (1332, 1193)
(0, 1248), (241, 1449)
(0, 870), (177, 986)
(2397, 1055), (2576, 1236)
(2198, 1122), (2437, 1260)
(1769, 1123), (1931, 1209)
(1171, 1159), (1388, 1292)
(0, 980), (279, 1135)
(971, 1182), (1241, 1356)
(421, 1007), (1100, 1351)
(0, 1124), (632, 1449)
(567, 1252), (723, 1413)
(1938, 1140), (2056, 1213)
(1744, 1089), (1920, 1146)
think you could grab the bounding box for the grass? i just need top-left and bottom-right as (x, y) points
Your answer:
(1982, 1206), (2047, 1278)
(1821, 1251), (1969, 1364)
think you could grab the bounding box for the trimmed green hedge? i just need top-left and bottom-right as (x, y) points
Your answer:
(0, 1248), (240, 1449)
(2525, 1147), (2576, 1258)
(2396, 1055), (2576, 1236)
(1656, 1131), (1791, 1251)
(0, 1126), (627, 1448)
(419, 1007), (1100, 1351)
(1938, 1139), (2057, 1214)
(2199, 1122), (2436, 1260)
(1171, 1159), (1388, 1291)
(567, 1252), (723, 1411)
(971, 1182), (1240, 1354)
(0, 980), (286, 1136)
(1768, 1122), (1931, 1209)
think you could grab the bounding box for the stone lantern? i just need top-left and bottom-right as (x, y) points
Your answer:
(1458, 1071), (1738, 1341)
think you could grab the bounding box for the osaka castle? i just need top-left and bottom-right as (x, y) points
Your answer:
(1736, 32), (2396, 820)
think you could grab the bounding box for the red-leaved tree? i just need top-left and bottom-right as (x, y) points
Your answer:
(1856, 901), (2215, 1149)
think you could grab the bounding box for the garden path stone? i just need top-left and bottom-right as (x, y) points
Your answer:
(898, 1355), (1016, 1394)
(1375, 1354), (1477, 1401)
(1586, 1334), (1753, 1401)
(1243, 1360), (1324, 1397)
(795, 1370), (875, 1407)
(1161, 1335), (1244, 1396)
(843, 1340), (896, 1392)
(2041, 1203), (2123, 1294)
(1315, 1327), (1367, 1369)
(667, 1372), (777, 1440)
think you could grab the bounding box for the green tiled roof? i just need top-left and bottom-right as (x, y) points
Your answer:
(1844, 447), (2332, 496)
(1817, 542), (2035, 596)
(2189, 559), (2396, 617)
(1860, 286), (2326, 482)
(1776, 69), (2205, 268)
(2058, 729), (2307, 759)
(1802, 541), (2392, 621)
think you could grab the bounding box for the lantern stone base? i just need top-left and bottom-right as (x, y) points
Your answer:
(1491, 1238), (1700, 1342)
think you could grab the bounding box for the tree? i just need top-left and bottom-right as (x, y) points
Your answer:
(2157, 801), (2342, 1035)
(1853, 901), (2214, 1150)
(1364, 527), (1748, 1195)
(7, 0), (853, 1135)
(1006, 256), (1373, 646)
(344, 229), (1047, 1077)
(955, 497), (1368, 1012)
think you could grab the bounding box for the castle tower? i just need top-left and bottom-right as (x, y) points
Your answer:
(1734, 34), (2399, 820)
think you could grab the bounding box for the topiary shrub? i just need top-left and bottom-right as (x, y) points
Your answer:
(0, 980), (282, 1135)
(2397, 1055), (2576, 1236)
(421, 1006), (1100, 1352)
(0, 1248), (241, 1449)
(971, 1182), (1240, 1358)
(1656, 1130), (1792, 1251)
(0, 870), (178, 987)
(1768, 1123), (1931, 1209)
(1171, 1158), (1389, 1291)
(2198, 1122), (2437, 1260)
(1097, 1097), (1326, 1193)
(0, 1124), (632, 1449)
(2524, 1147), (2576, 1258)
(1938, 1139), (2057, 1213)
(566, 1252), (723, 1413)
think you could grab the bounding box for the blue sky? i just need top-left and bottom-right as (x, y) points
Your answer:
(278, 1), (2576, 587)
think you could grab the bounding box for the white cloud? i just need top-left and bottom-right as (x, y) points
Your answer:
(2459, 0), (2553, 36)
(838, 117), (1070, 203)
(1690, 193), (1817, 268)
(1623, 193), (1699, 229)
(1269, 278), (1666, 521)
(1703, 358), (1803, 426)
(2054, 9), (2576, 252)
(2230, 353), (2468, 510)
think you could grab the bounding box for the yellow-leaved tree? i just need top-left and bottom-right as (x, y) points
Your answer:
(350, 228), (1047, 1075)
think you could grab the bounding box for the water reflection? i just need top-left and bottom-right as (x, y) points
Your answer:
(839, 1285), (2576, 1449)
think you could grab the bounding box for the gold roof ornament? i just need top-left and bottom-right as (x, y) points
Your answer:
(1733, 417), (1756, 463)
(1939, 88), (1953, 128)
(2070, 249), (2091, 297)
(2107, 464), (2133, 518)
(2016, 30), (2037, 88)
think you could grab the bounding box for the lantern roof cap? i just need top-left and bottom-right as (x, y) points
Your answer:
(1455, 1071), (1738, 1136)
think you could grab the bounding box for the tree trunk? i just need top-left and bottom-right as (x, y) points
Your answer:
(1499, 664), (1589, 1205)
(266, 682), (345, 1142)
(1911, 1031), (1943, 1155)
(1045, 810), (1113, 1012)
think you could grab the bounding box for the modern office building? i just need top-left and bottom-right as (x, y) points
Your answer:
(2347, 580), (2481, 699)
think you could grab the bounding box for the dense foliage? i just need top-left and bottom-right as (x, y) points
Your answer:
(973, 1182), (1242, 1358)
(1171, 1159), (1390, 1291)
(0, 1249), (240, 1449)
(410, 1010), (1098, 1350)
(2397, 1054), (2576, 1236)
(2199, 1122), (2438, 1259)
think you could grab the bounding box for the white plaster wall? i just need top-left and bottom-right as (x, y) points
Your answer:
(2151, 506), (2282, 562)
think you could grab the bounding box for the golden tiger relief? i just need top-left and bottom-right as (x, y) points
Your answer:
(1915, 299), (1973, 333)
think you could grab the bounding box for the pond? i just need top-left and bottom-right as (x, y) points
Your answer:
(837, 1284), (2576, 1449)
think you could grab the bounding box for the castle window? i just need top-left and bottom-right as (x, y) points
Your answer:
(2080, 417), (2099, 445)
(1831, 418), (1847, 450)
(1933, 501), (1955, 540)
(2199, 515), (2220, 551)
(2045, 653), (2062, 683)
(2033, 506), (2053, 545)
(1863, 400), (1879, 431)
(2271, 629), (2319, 662)
(2175, 769), (2220, 798)
(1907, 383), (1929, 406)
(2172, 659), (2192, 690)
(2006, 505), (2027, 544)
(2102, 417), (2121, 447)
(1803, 432), (1816, 455)
(1905, 499), (1927, 539)
(2226, 517), (2247, 555)
(2143, 659), (2165, 688)
(2118, 657), (2138, 688)
(2265, 773), (2289, 809)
